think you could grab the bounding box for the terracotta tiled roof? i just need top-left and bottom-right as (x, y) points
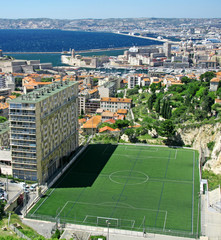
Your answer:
(118, 115), (124, 120)
(82, 115), (102, 129)
(0, 102), (9, 109)
(8, 95), (16, 99)
(117, 109), (128, 114)
(210, 78), (221, 83)
(215, 99), (221, 104)
(101, 112), (115, 117)
(104, 119), (116, 124)
(99, 126), (120, 133)
(101, 97), (132, 103)
(78, 118), (86, 124)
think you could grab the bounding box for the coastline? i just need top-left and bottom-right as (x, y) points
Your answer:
(4, 44), (161, 55)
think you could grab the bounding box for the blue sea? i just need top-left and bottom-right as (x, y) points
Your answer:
(0, 29), (162, 66)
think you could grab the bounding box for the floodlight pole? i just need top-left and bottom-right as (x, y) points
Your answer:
(106, 220), (110, 240)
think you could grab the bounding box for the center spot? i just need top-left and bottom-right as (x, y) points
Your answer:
(109, 170), (149, 185)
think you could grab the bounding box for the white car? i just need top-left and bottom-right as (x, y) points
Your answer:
(30, 183), (38, 191)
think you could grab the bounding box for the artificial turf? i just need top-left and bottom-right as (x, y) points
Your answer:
(28, 144), (200, 238)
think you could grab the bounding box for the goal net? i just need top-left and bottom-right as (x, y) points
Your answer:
(83, 215), (135, 229)
(97, 217), (119, 227)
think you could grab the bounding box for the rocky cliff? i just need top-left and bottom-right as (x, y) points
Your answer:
(178, 123), (221, 174)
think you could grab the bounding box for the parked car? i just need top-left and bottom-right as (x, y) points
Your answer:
(0, 182), (4, 187)
(30, 183), (38, 191)
(21, 182), (29, 189)
(24, 188), (29, 193)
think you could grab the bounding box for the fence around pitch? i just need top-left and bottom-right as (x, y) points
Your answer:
(27, 213), (200, 239)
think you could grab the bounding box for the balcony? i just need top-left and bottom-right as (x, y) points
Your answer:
(10, 117), (36, 122)
(12, 165), (37, 170)
(12, 148), (36, 153)
(12, 153), (36, 159)
(10, 130), (36, 135)
(10, 124), (36, 129)
(12, 159), (37, 165)
(10, 112), (35, 116)
(11, 142), (36, 147)
(10, 136), (36, 141)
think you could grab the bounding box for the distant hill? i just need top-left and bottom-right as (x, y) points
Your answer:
(0, 18), (220, 31)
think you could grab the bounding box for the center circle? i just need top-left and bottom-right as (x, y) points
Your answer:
(109, 170), (149, 185)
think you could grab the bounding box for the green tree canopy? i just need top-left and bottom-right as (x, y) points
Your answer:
(200, 71), (216, 82)
(158, 120), (175, 137)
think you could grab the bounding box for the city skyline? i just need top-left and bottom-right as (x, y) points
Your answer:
(1, 0), (221, 19)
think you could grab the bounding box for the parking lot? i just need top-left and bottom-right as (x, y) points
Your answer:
(0, 177), (38, 214)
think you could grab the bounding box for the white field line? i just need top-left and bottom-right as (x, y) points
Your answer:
(118, 142), (195, 150)
(102, 145), (109, 154)
(163, 211), (168, 231)
(191, 151), (195, 234)
(124, 148), (158, 152)
(138, 216), (146, 230)
(56, 201), (70, 219)
(131, 220), (135, 229)
(31, 188), (56, 216)
(99, 173), (192, 184)
(114, 154), (177, 160)
(149, 178), (192, 184)
(174, 149), (177, 159)
(83, 215), (89, 223)
(57, 200), (167, 214)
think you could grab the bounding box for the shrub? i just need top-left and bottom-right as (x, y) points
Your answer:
(207, 141), (215, 151)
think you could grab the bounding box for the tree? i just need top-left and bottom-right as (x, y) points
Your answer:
(201, 95), (214, 113)
(171, 105), (187, 120)
(0, 201), (5, 220)
(0, 116), (7, 123)
(200, 71), (216, 82)
(155, 98), (161, 113)
(114, 120), (130, 129)
(127, 88), (139, 96)
(147, 93), (156, 110)
(158, 120), (175, 138)
(181, 76), (192, 84)
(195, 109), (207, 121)
(15, 77), (23, 87)
(12, 92), (21, 97)
(161, 98), (172, 119)
(150, 83), (156, 93)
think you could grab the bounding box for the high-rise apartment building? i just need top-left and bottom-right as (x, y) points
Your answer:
(163, 42), (172, 58)
(9, 80), (78, 183)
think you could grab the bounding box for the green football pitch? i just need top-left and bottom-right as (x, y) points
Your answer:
(28, 144), (200, 238)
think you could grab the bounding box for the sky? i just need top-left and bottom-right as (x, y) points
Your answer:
(0, 0), (220, 19)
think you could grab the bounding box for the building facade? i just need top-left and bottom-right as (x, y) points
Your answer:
(0, 121), (10, 148)
(100, 97), (132, 112)
(9, 80), (79, 183)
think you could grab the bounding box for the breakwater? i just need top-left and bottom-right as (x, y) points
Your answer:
(4, 44), (161, 55)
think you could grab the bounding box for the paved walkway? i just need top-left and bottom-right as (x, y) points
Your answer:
(22, 218), (194, 240)
(22, 218), (56, 239)
(201, 194), (221, 240)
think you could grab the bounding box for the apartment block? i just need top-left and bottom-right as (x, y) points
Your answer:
(100, 97), (132, 112)
(0, 121), (10, 148)
(9, 80), (78, 183)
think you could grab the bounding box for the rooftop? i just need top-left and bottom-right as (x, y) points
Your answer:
(9, 80), (78, 104)
(101, 97), (132, 103)
(82, 115), (102, 129)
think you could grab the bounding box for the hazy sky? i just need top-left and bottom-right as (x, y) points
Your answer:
(0, 0), (220, 19)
